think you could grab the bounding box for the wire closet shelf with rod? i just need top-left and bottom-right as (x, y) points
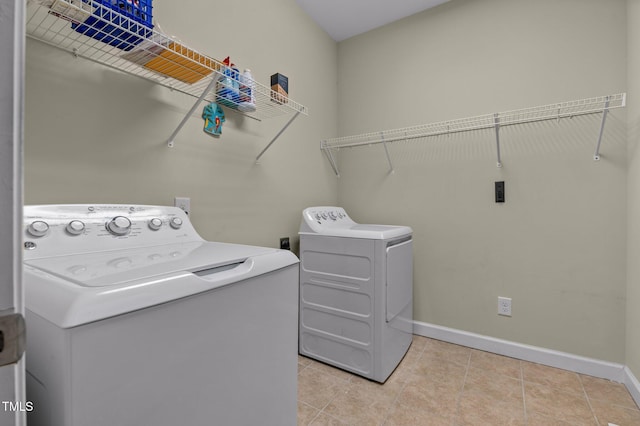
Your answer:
(25, 0), (309, 159)
(320, 93), (626, 176)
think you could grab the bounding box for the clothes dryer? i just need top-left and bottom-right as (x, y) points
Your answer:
(298, 206), (413, 382)
(23, 204), (299, 426)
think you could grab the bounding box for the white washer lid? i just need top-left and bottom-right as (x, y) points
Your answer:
(24, 241), (273, 288)
(25, 242), (299, 328)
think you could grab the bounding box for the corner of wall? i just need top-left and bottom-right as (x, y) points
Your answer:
(627, 0), (640, 380)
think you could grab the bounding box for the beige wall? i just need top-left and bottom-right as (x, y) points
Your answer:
(336, 0), (628, 362)
(24, 0), (338, 249)
(627, 0), (640, 378)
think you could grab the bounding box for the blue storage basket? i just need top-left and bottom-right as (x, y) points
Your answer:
(72, 0), (153, 51)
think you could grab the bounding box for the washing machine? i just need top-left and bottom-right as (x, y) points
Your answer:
(298, 206), (413, 383)
(23, 204), (299, 426)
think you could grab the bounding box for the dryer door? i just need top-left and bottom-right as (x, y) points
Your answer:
(385, 237), (413, 322)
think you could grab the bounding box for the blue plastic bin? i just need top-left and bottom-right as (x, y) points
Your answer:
(72, 0), (153, 51)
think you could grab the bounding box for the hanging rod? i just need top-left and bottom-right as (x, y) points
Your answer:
(321, 93), (626, 174)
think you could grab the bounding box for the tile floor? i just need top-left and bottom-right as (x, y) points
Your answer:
(297, 335), (640, 425)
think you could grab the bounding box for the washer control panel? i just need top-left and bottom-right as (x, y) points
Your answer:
(23, 205), (200, 259)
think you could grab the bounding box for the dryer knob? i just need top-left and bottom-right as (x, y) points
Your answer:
(107, 216), (132, 236)
(66, 220), (85, 235)
(148, 218), (163, 231)
(27, 220), (49, 237)
(170, 217), (183, 229)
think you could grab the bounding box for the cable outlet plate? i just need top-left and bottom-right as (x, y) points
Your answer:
(498, 297), (512, 316)
(495, 181), (505, 203)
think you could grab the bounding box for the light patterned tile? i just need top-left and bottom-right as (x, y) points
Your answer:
(306, 358), (356, 382)
(384, 356), (417, 386)
(322, 391), (391, 426)
(346, 375), (404, 406)
(309, 412), (350, 425)
(298, 364), (350, 409)
(463, 366), (523, 404)
(299, 355), (313, 368)
(384, 400), (453, 426)
(298, 401), (321, 426)
(469, 349), (522, 379)
(456, 390), (525, 426)
(398, 342), (424, 369)
(580, 374), (639, 409)
(521, 361), (583, 395)
(412, 353), (468, 386)
(297, 336), (634, 426)
(396, 381), (460, 421)
(524, 381), (597, 425)
(590, 399), (640, 426)
(422, 339), (471, 366)
(409, 335), (431, 353)
(525, 411), (584, 426)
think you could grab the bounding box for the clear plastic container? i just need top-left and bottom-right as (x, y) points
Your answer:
(238, 69), (256, 112)
(216, 65), (240, 108)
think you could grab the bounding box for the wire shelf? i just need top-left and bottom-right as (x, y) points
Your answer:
(320, 93), (626, 175)
(322, 94), (624, 150)
(26, 0), (309, 122)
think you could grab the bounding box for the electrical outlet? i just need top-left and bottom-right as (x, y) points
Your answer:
(174, 197), (191, 215)
(280, 237), (290, 250)
(498, 297), (512, 316)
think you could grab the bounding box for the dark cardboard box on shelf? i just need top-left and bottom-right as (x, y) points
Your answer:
(271, 73), (288, 104)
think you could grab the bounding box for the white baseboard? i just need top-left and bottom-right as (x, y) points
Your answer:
(624, 366), (640, 408)
(413, 320), (629, 385)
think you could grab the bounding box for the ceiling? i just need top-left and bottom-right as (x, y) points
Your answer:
(295, 0), (450, 42)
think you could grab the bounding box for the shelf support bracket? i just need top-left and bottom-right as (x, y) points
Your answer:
(593, 96), (611, 161)
(322, 141), (340, 177)
(380, 132), (395, 174)
(256, 111), (301, 163)
(167, 77), (218, 147)
(494, 113), (503, 168)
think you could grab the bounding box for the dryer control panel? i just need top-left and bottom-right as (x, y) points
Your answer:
(23, 204), (202, 259)
(299, 206), (413, 240)
(300, 206), (356, 233)
(305, 207), (352, 224)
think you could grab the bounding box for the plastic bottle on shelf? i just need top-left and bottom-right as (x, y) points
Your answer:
(230, 64), (240, 103)
(215, 68), (233, 107)
(238, 69), (257, 112)
(215, 57), (240, 108)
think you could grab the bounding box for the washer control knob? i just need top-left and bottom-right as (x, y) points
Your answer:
(27, 221), (49, 237)
(66, 220), (85, 235)
(314, 213), (322, 221)
(321, 212), (328, 220)
(106, 216), (132, 236)
(170, 217), (183, 229)
(148, 218), (163, 231)
(328, 212), (337, 220)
